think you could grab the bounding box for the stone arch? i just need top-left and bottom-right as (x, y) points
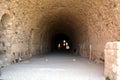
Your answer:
(0, 13), (12, 29)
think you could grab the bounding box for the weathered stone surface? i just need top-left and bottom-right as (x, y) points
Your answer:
(0, 0), (119, 76)
(104, 42), (120, 80)
(113, 42), (120, 50)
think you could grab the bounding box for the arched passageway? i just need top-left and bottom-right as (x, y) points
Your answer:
(51, 33), (73, 52)
(0, 0), (120, 80)
(0, 0), (119, 63)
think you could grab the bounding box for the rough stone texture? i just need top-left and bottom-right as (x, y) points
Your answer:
(104, 42), (120, 80)
(0, 0), (120, 66)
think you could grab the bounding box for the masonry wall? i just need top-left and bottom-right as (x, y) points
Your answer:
(104, 42), (120, 80)
(0, 0), (120, 66)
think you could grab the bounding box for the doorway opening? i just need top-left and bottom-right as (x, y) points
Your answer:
(51, 33), (73, 53)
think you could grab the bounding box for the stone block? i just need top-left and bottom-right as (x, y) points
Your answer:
(113, 42), (120, 50)
(109, 50), (115, 55)
(104, 42), (120, 80)
(5, 42), (11, 47)
(111, 57), (117, 64)
(105, 42), (114, 49)
(104, 67), (109, 76)
(117, 58), (120, 65)
(0, 60), (3, 65)
(5, 34), (12, 38)
(112, 64), (117, 73)
(117, 68), (120, 75)
(105, 49), (120, 58)
(6, 30), (15, 34)
(110, 72), (115, 80)
(116, 50), (120, 58)
(0, 38), (3, 42)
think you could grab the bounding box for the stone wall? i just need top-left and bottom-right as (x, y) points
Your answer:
(104, 42), (120, 80)
(0, 0), (120, 65)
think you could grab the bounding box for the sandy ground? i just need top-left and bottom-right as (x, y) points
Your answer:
(0, 53), (105, 80)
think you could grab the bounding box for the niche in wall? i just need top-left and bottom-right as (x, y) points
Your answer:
(0, 13), (12, 29)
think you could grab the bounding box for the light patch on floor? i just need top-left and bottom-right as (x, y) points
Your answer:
(0, 53), (105, 80)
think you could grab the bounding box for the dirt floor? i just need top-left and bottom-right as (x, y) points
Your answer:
(0, 53), (105, 80)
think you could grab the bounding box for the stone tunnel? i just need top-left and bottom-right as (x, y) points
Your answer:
(0, 0), (120, 80)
